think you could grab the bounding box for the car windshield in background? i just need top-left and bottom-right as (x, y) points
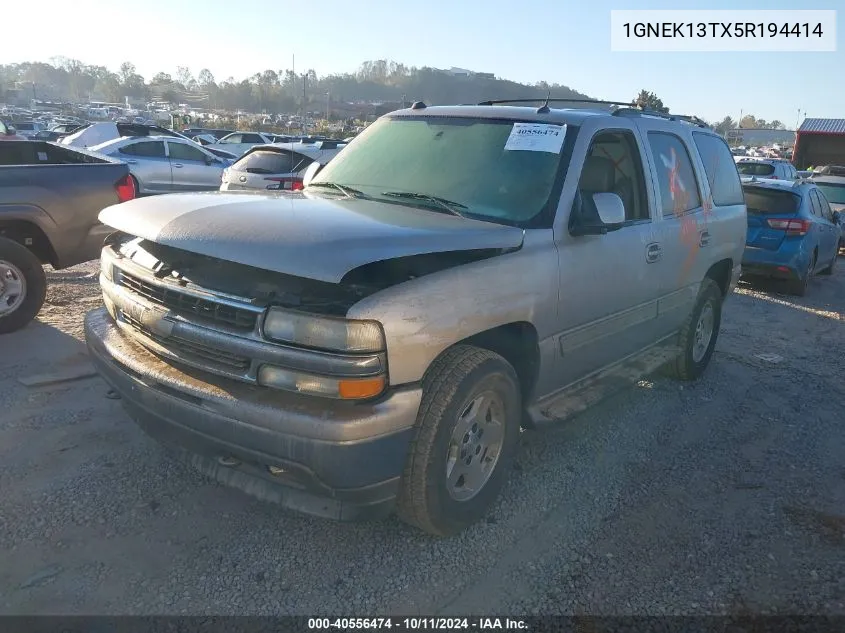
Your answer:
(742, 187), (800, 215)
(309, 116), (571, 227)
(814, 183), (845, 204)
(737, 162), (775, 176)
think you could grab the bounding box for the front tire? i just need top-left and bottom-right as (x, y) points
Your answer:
(0, 237), (47, 334)
(663, 278), (722, 382)
(397, 345), (522, 536)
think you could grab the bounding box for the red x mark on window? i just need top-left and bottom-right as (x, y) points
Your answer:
(599, 146), (627, 177)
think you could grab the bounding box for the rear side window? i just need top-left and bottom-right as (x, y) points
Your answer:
(692, 133), (744, 206)
(647, 132), (702, 216)
(241, 134), (264, 143)
(119, 141), (166, 158)
(812, 189), (833, 220)
(808, 190), (822, 217)
(234, 150), (294, 174)
(737, 162), (775, 176)
(742, 187), (800, 215)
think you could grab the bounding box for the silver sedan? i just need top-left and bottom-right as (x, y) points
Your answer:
(90, 136), (232, 195)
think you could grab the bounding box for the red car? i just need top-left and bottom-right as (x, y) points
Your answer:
(0, 120), (24, 140)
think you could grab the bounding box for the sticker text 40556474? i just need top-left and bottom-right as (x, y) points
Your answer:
(504, 123), (567, 154)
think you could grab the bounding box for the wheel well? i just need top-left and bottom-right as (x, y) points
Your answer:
(0, 221), (57, 266)
(705, 258), (732, 297)
(459, 322), (540, 403)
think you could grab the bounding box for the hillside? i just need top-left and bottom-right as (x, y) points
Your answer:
(1, 58), (591, 115)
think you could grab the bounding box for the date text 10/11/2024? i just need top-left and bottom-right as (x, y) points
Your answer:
(307, 617), (529, 630)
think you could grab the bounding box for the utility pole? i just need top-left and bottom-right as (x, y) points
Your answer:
(301, 73), (307, 133)
(325, 90), (330, 123)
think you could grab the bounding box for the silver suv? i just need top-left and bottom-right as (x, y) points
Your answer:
(85, 102), (747, 535)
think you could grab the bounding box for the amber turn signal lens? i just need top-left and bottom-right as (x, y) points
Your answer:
(338, 376), (386, 400)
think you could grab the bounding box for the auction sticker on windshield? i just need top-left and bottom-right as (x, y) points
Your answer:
(504, 123), (567, 153)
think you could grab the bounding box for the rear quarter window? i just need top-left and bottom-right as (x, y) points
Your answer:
(742, 187), (800, 215)
(737, 162), (775, 177)
(692, 133), (744, 206)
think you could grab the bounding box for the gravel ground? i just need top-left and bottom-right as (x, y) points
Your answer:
(1, 258), (844, 616)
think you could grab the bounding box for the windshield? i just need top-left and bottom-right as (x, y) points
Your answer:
(814, 183), (845, 205)
(309, 115), (573, 227)
(742, 187), (800, 215)
(737, 162), (775, 176)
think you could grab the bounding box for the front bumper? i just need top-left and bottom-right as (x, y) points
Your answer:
(84, 307), (422, 521)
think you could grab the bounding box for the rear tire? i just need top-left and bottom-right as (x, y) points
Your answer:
(0, 236), (47, 334)
(397, 345), (522, 536)
(787, 254), (815, 296)
(663, 278), (722, 382)
(819, 250), (836, 276)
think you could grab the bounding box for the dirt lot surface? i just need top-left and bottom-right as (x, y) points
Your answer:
(1, 258), (844, 616)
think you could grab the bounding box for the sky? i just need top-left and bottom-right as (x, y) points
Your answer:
(0, 0), (841, 126)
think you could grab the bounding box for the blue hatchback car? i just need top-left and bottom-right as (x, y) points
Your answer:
(741, 177), (842, 296)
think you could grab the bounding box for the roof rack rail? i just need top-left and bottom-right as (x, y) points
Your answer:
(477, 98), (633, 108)
(611, 107), (710, 128)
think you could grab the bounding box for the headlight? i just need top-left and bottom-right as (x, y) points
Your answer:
(100, 247), (114, 282)
(258, 365), (386, 400)
(262, 307), (385, 353)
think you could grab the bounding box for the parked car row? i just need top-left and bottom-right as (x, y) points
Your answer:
(89, 136), (231, 194)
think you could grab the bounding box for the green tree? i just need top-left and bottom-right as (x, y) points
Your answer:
(712, 116), (736, 136)
(632, 89), (669, 113)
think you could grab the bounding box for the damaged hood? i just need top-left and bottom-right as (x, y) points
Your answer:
(98, 192), (525, 283)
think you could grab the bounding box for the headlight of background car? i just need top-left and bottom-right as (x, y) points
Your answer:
(262, 307), (385, 353)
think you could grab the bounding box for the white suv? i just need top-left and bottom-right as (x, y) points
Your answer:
(736, 157), (798, 180)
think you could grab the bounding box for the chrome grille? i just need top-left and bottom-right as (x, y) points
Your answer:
(121, 311), (251, 372)
(116, 270), (258, 331)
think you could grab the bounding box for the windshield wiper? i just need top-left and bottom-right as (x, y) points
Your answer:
(380, 191), (469, 217)
(307, 182), (368, 198)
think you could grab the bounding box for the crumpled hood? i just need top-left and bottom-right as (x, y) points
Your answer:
(99, 191), (525, 283)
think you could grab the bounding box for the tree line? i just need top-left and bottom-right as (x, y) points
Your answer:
(0, 58), (591, 116)
(632, 90), (786, 133)
(0, 59), (787, 132)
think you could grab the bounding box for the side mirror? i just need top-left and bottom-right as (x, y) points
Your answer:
(205, 155), (216, 165)
(593, 193), (626, 226)
(302, 161), (324, 187)
(6, 126), (16, 135)
(832, 211), (841, 224)
(569, 191), (626, 236)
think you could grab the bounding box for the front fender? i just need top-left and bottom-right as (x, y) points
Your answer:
(347, 230), (559, 386)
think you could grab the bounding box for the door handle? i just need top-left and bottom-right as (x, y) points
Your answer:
(172, 163), (183, 168)
(646, 242), (662, 263)
(699, 230), (711, 247)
